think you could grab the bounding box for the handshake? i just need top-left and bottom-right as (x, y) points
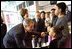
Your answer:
(40, 32), (48, 37)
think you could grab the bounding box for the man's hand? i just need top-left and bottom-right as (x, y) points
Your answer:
(41, 32), (46, 37)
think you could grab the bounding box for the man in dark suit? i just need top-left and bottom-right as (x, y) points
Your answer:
(3, 19), (43, 48)
(33, 11), (46, 47)
(33, 11), (43, 32)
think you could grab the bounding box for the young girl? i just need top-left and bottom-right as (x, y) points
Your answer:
(48, 27), (63, 48)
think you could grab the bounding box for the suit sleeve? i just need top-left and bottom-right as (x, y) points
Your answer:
(15, 33), (25, 48)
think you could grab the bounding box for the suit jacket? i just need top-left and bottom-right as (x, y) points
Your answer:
(33, 18), (45, 32)
(54, 16), (70, 48)
(3, 23), (41, 48)
(55, 16), (69, 37)
(51, 15), (58, 26)
(49, 39), (59, 48)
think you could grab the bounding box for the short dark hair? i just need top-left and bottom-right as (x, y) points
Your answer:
(40, 11), (46, 19)
(20, 8), (28, 18)
(51, 8), (55, 11)
(40, 11), (45, 14)
(56, 2), (67, 13)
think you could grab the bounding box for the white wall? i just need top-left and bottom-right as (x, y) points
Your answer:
(3, 11), (22, 32)
(38, 1), (54, 12)
(38, 1), (50, 6)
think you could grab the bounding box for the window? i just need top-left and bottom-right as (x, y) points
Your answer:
(28, 1), (34, 6)
(22, 2), (25, 8)
(16, 2), (26, 11)
(50, 1), (57, 5)
(26, 1), (29, 7)
(17, 6), (19, 11)
(29, 11), (35, 19)
(26, 1), (34, 7)
(17, 3), (22, 11)
(19, 4), (22, 10)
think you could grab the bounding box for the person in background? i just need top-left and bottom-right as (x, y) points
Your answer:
(39, 11), (47, 47)
(45, 12), (51, 29)
(50, 8), (58, 26)
(47, 8), (58, 36)
(32, 11), (41, 32)
(33, 11), (45, 47)
(54, 2), (70, 48)
(1, 17), (7, 48)
(40, 11), (45, 20)
(40, 11), (46, 32)
(65, 6), (71, 22)
(20, 8), (29, 20)
(44, 12), (51, 43)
